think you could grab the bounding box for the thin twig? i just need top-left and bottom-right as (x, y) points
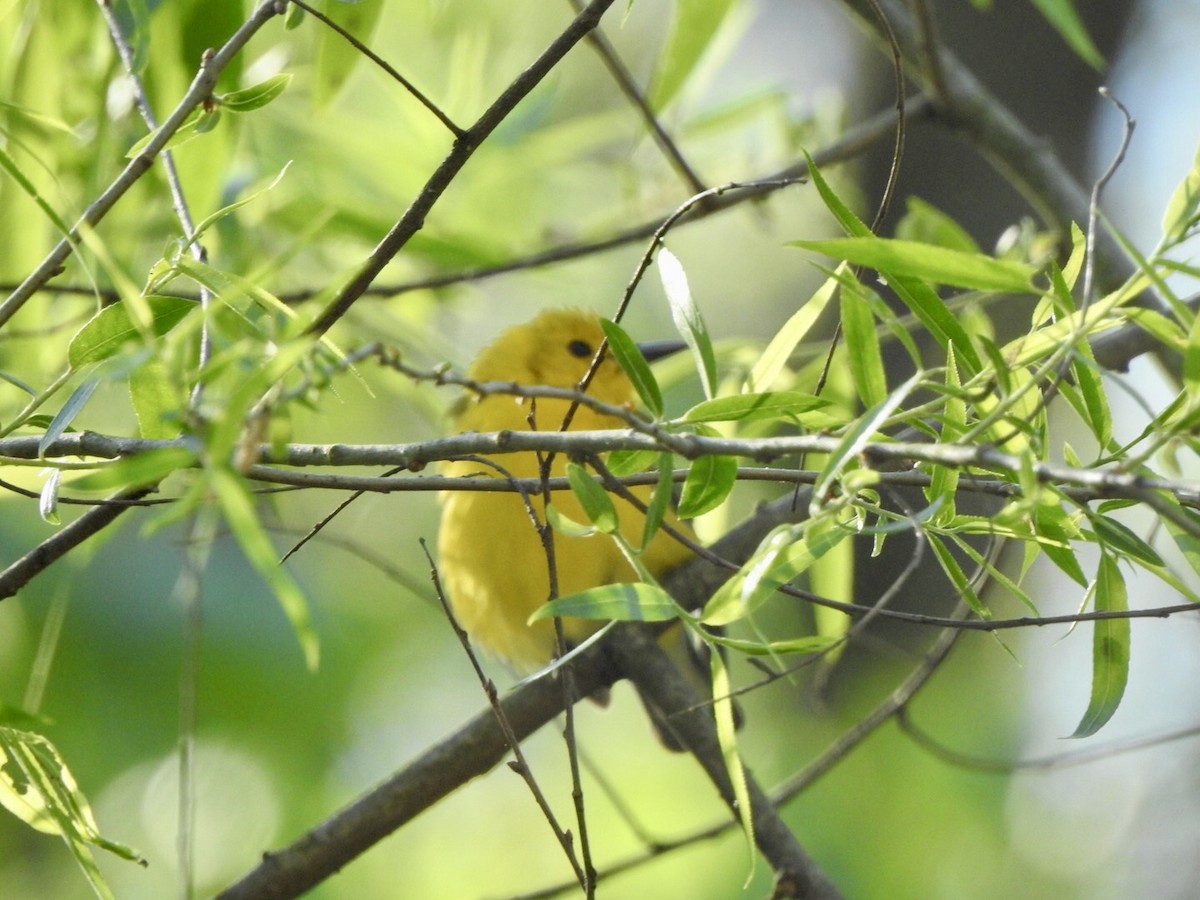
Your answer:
(287, 0), (465, 137)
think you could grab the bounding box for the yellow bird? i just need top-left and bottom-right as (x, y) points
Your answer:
(437, 308), (694, 670)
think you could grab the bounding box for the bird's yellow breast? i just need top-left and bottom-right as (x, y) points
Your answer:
(436, 309), (692, 669)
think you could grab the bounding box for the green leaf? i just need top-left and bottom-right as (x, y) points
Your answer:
(711, 649), (755, 878)
(678, 452), (737, 518)
(681, 391), (830, 424)
(703, 519), (852, 626)
(606, 448), (657, 477)
(839, 279), (887, 408)
(659, 247), (718, 400)
(68, 295), (195, 367)
(546, 503), (597, 539)
(566, 462), (618, 534)
(1089, 514), (1164, 568)
(1071, 554), (1130, 737)
(0, 726), (144, 899)
(68, 447), (195, 493)
(38, 380), (98, 457)
(706, 633), (840, 656)
(314, 0), (385, 107)
(791, 236), (1036, 294)
(746, 267), (841, 392)
(803, 149), (869, 237)
(811, 371), (922, 515)
(1162, 141), (1200, 243)
(211, 467), (319, 670)
(600, 318), (662, 416)
(641, 452), (674, 549)
(130, 359), (185, 440)
(1027, 0), (1104, 69)
(530, 582), (680, 623)
(649, 0), (737, 110)
(218, 74), (293, 112)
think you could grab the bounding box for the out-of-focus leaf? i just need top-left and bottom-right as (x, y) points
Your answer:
(218, 74), (293, 112)
(711, 648), (755, 878)
(1071, 553), (1129, 737)
(791, 236), (1036, 294)
(68, 447), (195, 492)
(649, 0), (737, 110)
(314, 0), (385, 107)
(129, 359), (185, 440)
(0, 726), (144, 900)
(211, 467), (319, 670)
(1162, 141), (1200, 243)
(68, 295), (194, 367)
(1027, 0), (1104, 69)
(38, 380), (98, 458)
(746, 268), (841, 392)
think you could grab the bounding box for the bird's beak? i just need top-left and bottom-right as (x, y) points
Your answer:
(637, 339), (688, 362)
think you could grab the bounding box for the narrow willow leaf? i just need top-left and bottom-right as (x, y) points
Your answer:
(0, 726), (143, 899)
(804, 149), (870, 236)
(839, 280), (887, 407)
(927, 348), (964, 521)
(1071, 554), (1130, 737)
(649, 0), (737, 110)
(707, 633), (840, 656)
(791, 237), (1036, 294)
(546, 503), (597, 539)
(678, 450), (737, 518)
(600, 318), (662, 416)
(68, 295), (194, 368)
(1090, 514), (1164, 568)
(566, 462), (618, 534)
(711, 649), (755, 880)
(681, 391), (830, 424)
(38, 379), (98, 457)
(746, 269), (841, 392)
(703, 520), (852, 626)
(530, 582), (679, 623)
(211, 467), (319, 670)
(641, 452), (674, 549)
(218, 73), (293, 112)
(811, 370), (922, 516)
(606, 448), (657, 477)
(1162, 141), (1200, 242)
(927, 534), (985, 616)
(1161, 502), (1200, 580)
(659, 248), (718, 399)
(1028, 0), (1103, 68)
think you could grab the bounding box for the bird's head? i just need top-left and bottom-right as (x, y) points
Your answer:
(467, 308), (635, 408)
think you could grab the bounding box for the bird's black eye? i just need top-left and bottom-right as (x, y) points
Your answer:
(568, 339), (593, 358)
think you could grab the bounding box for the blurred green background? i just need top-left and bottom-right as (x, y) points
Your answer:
(1, 0), (1199, 897)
